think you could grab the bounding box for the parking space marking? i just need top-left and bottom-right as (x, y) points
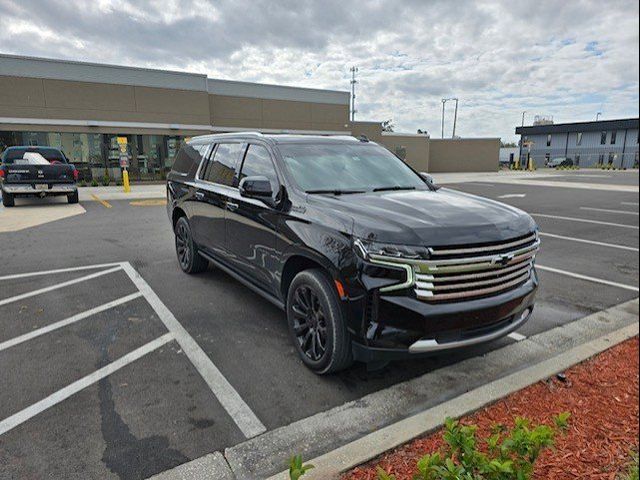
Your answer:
(0, 262), (123, 281)
(580, 206), (639, 216)
(0, 292), (143, 353)
(507, 332), (526, 342)
(622, 202), (639, 207)
(90, 194), (112, 209)
(536, 264), (639, 292)
(0, 266), (122, 307)
(121, 262), (267, 439)
(532, 213), (639, 230)
(498, 194), (526, 199)
(538, 232), (639, 252)
(0, 333), (174, 437)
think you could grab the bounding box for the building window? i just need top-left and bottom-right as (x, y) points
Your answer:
(600, 131), (607, 144)
(608, 153), (615, 165)
(598, 154), (604, 165)
(576, 132), (582, 146)
(546, 134), (552, 147)
(610, 131), (617, 144)
(545, 153), (550, 165)
(575, 154), (580, 166)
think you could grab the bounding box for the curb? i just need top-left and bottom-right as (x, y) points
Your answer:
(268, 320), (639, 479)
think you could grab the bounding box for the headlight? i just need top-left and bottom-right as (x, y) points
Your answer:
(353, 238), (430, 261)
(353, 238), (426, 292)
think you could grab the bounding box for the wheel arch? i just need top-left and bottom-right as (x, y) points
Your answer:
(280, 252), (335, 302)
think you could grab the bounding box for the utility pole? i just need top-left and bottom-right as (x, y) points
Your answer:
(350, 66), (358, 122)
(451, 98), (459, 138)
(441, 98), (448, 138)
(521, 111), (527, 127)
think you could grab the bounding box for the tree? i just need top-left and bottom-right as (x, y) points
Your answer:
(381, 119), (395, 132)
(417, 129), (428, 135)
(501, 141), (517, 148)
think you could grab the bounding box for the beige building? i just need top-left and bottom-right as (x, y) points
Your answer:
(0, 54), (498, 180)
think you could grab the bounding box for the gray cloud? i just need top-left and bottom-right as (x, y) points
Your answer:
(0, 0), (638, 140)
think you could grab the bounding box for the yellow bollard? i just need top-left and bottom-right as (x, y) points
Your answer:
(527, 156), (534, 171)
(123, 169), (131, 193)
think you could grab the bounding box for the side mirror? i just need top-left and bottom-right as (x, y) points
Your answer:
(239, 175), (273, 199)
(420, 172), (435, 184)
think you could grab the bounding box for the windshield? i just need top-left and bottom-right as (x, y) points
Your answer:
(278, 143), (427, 193)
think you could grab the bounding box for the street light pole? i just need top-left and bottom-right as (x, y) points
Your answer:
(521, 111), (527, 127)
(441, 99), (447, 139)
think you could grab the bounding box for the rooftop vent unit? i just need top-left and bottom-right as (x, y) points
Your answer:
(533, 115), (554, 126)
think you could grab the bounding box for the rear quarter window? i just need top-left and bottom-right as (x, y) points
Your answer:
(171, 143), (207, 177)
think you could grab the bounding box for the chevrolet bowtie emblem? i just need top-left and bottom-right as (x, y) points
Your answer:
(491, 253), (514, 266)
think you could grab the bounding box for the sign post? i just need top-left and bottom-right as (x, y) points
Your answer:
(117, 137), (131, 193)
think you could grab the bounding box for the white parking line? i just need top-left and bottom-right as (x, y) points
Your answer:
(536, 265), (639, 292)
(538, 232), (639, 252)
(120, 262), (267, 439)
(0, 333), (174, 436)
(0, 263), (123, 281)
(532, 213), (639, 230)
(507, 332), (527, 342)
(0, 292), (143, 353)
(622, 202), (639, 206)
(580, 207), (639, 216)
(0, 266), (122, 308)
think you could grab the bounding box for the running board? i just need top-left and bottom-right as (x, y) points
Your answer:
(198, 251), (285, 311)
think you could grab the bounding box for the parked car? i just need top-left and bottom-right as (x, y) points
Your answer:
(166, 133), (539, 374)
(547, 157), (573, 168)
(0, 146), (79, 207)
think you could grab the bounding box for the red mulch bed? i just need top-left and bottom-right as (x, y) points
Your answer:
(343, 337), (639, 480)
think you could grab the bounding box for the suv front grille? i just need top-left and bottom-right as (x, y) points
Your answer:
(415, 232), (539, 302)
(370, 232), (539, 303)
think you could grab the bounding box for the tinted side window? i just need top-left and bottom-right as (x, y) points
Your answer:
(239, 145), (279, 191)
(172, 143), (204, 175)
(205, 143), (244, 186)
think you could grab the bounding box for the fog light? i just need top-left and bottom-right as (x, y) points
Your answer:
(519, 308), (532, 322)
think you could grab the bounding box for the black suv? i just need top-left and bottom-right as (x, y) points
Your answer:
(167, 133), (539, 374)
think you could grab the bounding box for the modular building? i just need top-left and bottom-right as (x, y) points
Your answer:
(1, 54), (499, 180)
(515, 118), (639, 169)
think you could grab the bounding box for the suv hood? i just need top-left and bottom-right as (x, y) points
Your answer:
(307, 188), (536, 246)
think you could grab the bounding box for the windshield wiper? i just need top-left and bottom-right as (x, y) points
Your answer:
(372, 186), (417, 192)
(305, 189), (366, 195)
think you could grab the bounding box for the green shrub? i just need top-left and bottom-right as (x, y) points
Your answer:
(78, 180), (87, 187)
(288, 455), (314, 480)
(91, 178), (99, 187)
(406, 414), (568, 480)
(621, 452), (639, 480)
(101, 174), (111, 186)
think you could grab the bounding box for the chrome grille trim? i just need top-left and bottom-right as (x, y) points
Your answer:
(415, 272), (532, 301)
(427, 232), (537, 256)
(368, 232), (539, 302)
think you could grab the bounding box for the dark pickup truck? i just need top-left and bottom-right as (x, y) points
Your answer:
(0, 146), (79, 207)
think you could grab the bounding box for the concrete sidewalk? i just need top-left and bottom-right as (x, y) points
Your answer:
(79, 184), (165, 201)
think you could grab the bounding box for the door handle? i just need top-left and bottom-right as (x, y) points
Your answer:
(226, 201), (239, 212)
(195, 191), (205, 200)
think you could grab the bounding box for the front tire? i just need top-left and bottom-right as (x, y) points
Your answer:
(174, 216), (209, 274)
(67, 190), (79, 204)
(287, 269), (353, 374)
(2, 190), (15, 207)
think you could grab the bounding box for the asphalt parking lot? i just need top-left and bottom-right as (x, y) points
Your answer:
(0, 171), (638, 480)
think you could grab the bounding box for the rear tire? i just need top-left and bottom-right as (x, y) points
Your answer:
(286, 269), (353, 374)
(175, 216), (208, 274)
(2, 191), (15, 207)
(67, 190), (79, 204)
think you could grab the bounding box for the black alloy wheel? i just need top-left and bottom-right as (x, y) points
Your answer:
(291, 285), (328, 362)
(286, 269), (353, 374)
(174, 216), (208, 274)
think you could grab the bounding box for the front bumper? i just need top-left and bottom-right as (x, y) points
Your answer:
(2, 184), (77, 195)
(351, 272), (538, 362)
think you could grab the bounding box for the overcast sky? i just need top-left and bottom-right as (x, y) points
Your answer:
(1, 0), (638, 140)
